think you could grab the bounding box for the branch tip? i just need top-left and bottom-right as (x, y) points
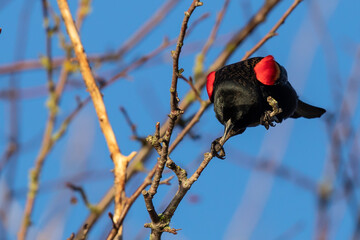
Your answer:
(108, 212), (117, 229)
(125, 151), (137, 163)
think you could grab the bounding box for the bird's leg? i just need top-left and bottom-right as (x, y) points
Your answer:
(261, 96), (283, 129)
(211, 119), (237, 159)
(267, 96), (282, 117)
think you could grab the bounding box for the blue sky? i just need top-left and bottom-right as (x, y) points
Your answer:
(1, 0), (360, 239)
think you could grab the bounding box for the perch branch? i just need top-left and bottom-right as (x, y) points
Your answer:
(142, 1), (203, 239)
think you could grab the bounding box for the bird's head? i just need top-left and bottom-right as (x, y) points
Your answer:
(254, 55), (280, 85)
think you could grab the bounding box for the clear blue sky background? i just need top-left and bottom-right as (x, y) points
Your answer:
(1, 0), (360, 239)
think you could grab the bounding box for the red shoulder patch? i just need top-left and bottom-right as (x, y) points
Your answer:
(206, 71), (216, 100)
(254, 55), (280, 85)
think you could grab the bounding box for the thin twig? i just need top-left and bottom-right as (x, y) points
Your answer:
(178, 75), (203, 102)
(41, 0), (55, 94)
(169, 1), (201, 112)
(168, 101), (209, 153)
(66, 182), (96, 211)
(74, 188), (114, 239)
(116, 0), (180, 58)
(17, 1), (67, 238)
(119, 106), (146, 143)
(0, 142), (17, 175)
(75, 0), (91, 30)
(142, 190), (160, 223)
(119, 107), (138, 137)
(242, 0), (304, 60)
(66, 233), (75, 240)
(193, 0), (230, 80)
(202, 0), (230, 57)
(108, 212), (116, 229)
(159, 175), (174, 185)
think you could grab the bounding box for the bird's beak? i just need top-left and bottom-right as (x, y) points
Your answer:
(220, 119), (234, 144)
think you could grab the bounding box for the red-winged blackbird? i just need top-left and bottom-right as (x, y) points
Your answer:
(207, 55), (326, 158)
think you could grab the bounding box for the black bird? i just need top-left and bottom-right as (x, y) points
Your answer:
(206, 55), (326, 158)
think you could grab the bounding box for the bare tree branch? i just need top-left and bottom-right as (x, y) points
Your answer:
(56, 0), (136, 239)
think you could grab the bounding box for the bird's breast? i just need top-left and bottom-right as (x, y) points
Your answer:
(213, 80), (264, 128)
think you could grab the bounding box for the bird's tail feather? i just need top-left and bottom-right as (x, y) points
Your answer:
(291, 100), (326, 119)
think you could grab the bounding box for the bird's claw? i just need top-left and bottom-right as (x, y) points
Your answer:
(261, 96), (283, 130)
(211, 138), (226, 159)
(261, 111), (277, 129)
